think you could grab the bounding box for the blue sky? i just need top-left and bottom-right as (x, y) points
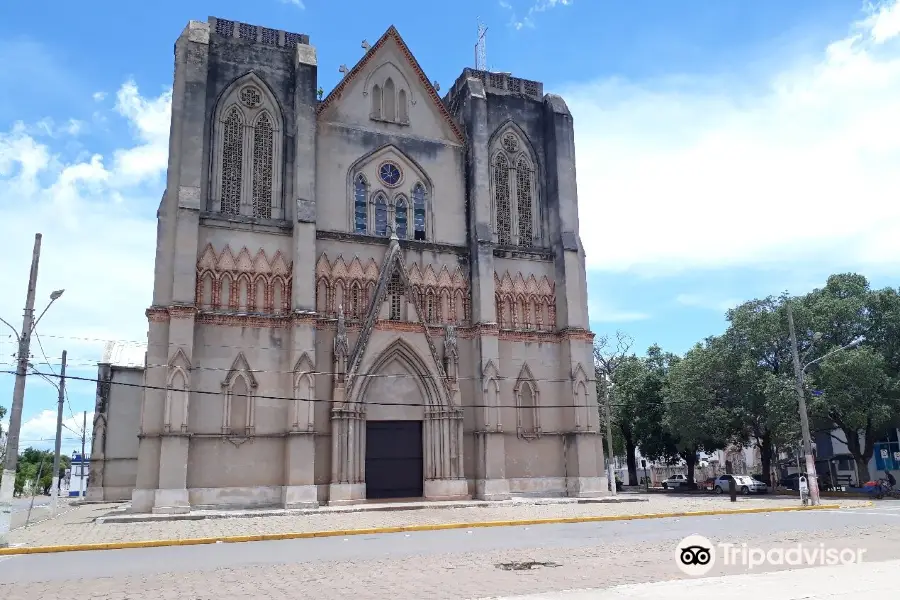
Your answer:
(2, 0), (899, 454)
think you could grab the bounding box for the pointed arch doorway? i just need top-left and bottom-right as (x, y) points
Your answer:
(360, 340), (429, 500)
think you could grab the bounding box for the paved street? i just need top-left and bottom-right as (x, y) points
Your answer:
(3, 493), (872, 548)
(0, 501), (898, 599)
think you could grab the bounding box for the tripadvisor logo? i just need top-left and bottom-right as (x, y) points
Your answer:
(675, 535), (867, 576)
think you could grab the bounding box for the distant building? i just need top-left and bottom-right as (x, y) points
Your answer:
(85, 341), (146, 501)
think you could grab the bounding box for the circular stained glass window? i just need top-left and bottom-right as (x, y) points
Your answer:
(379, 162), (402, 187)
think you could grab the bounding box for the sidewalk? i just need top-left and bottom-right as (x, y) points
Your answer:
(484, 559), (900, 599)
(5, 495), (869, 549)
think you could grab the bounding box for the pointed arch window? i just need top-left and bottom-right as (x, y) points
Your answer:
(412, 183), (426, 240)
(252, 113), (274, 219)
(371, 84), (382, 119)
(395, 196), (408, 239)
(212, 78), (284, 219)
(374, 194), (388, 236)
(354, 175), (368, 233)
(383, 78), (396, 122)
(398, 89), (408, 123)
(491, 129), (538, 247)
(388, 272), (403, 321)
(220, 107), (244, 215)
(516, 156), (533, 245)
(493, 153), (511, 245)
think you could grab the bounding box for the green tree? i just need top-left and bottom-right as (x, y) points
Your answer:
(808, 348), (898, 482)
(724, 297), (808, 484)
(664, 337), (734, 484)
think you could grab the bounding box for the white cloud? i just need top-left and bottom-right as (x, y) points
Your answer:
(16, 409), (93, 453)
(675, 294), (741, 313)
(566, 0), (900, 276)
(0, 80), (170, 376)
(501, 0), (571, 30)
(92, 91), (107, 102)
(279, 0), (305, 8)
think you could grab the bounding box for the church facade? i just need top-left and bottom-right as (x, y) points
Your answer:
(128, 16), (604, 514)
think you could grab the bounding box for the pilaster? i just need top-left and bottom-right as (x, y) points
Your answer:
(149, 20), (209, 514)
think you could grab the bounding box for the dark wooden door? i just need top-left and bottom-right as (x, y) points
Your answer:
(365, 421), (424, 499)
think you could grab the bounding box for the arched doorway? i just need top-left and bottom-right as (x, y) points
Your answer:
(361, 346), (428, 499)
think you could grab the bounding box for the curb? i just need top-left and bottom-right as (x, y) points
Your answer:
(97, 497), (647, 524)
(0, 503), (846, 556)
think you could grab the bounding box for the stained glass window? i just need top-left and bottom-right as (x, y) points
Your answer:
(374, 194), (388, 236)
(379, 162), (402, 187)
(354, 175), (368, 233)
(493, 154), (511, 244)
(220, 107), (244, 215)
(516, 157), (533, 246)
(252, 113), (274, 219)
(395, 197), (408, 239)
(412, 184), (426, 241)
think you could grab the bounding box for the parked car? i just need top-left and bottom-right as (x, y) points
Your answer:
(700, 477), (717, 491)
(662, 474), (688, 489)
(713, 474), (768, 494)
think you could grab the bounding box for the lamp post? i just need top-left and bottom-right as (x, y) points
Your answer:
(786, 301), (864, 507)
(0, 233), (65, 548)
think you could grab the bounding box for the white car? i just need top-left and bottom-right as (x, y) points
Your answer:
(662, 474), (688, 489)
(713, 474), (768, 495)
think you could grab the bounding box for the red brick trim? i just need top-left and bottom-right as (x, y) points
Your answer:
(316, 26), (466, 145)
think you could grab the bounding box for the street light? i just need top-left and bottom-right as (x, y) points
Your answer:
(787, 300), (864, 507)
(0, 233), (64, 548)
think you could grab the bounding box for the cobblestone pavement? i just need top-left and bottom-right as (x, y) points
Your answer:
(1, 522), (897, 599)
(6, 495), (871, 547)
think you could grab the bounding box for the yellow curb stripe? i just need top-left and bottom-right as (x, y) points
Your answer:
(0, 503), (848, 556)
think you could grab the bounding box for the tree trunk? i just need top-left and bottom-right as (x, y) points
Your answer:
(759, 433), (773, 486)
(682, 447), (697, 484)
(625, 439), (638, 485)
(842, 427), (872, 484)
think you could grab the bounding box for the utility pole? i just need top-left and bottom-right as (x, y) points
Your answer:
(80, 411), (87, 498)
(786, 301), (821, 506)
(50, 350), (67, 515)
(604, 375), (617, 496)
(0, 233), (42, 548)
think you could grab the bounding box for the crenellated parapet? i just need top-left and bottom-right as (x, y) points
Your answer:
(209, 16), (310, 49)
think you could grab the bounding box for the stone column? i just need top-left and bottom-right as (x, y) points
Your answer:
(455, 76), (509, 501)
(282, 40), (320, 510)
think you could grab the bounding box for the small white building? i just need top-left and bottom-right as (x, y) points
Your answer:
(69, 452), (89, 497)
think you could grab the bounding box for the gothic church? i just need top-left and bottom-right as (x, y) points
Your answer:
(130, 16), (604, 513)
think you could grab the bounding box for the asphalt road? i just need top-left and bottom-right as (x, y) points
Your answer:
(2, 501), (899, 585)
(11, 496), (50, 513)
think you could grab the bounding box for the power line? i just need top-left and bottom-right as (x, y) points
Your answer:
(0, 368), (700, 410)
(32, 332), (85, 435)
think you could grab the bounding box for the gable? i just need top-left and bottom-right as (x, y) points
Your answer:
(344, 236), (452, 403)
(317, 27), (465, 145)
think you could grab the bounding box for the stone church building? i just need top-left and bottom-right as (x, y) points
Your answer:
(113, 16), (604, 514)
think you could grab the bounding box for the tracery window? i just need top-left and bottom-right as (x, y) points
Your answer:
(388, 272), (403, 321)
(354, 175), (368, 233)
(374, 194), (388, 236)
(252, 114), (274, 219)
(395, 196), (408, 239)
(491, 129), (537, 247)
(412, 184), (426, 241)
(493, 154), (511, 245)
(220, 108), (244, 215)
(516, 157), (533, 245)
(212, 77), (283, 220)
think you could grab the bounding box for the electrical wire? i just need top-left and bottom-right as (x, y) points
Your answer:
(33, 331), (85, 435)
(1, 368), (692, 410)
